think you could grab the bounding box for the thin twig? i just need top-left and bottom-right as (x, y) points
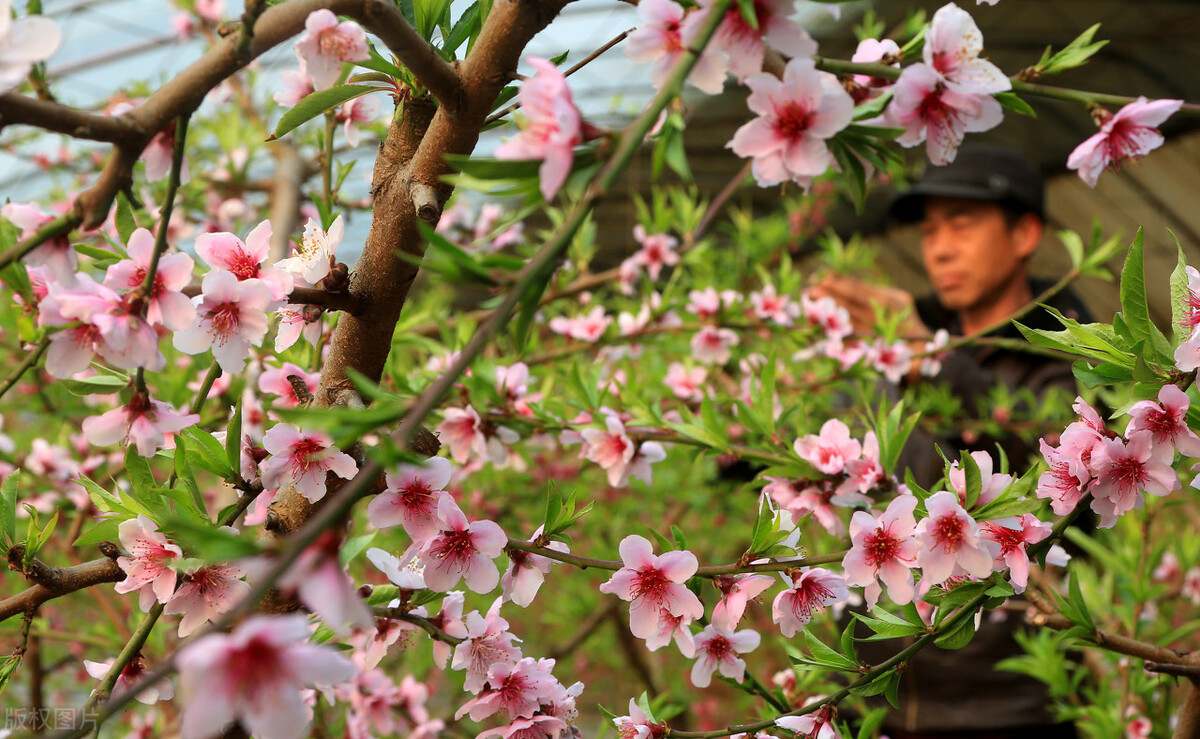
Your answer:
(0, 213), (81, 274)
(483, 28), (634, 126)
(0, 338), (49, 403)
(374, 608), (465, 644)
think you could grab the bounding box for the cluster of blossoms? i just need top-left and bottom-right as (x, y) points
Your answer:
(14, 210), (344, 461)
(361, 455), (584, 737)
(492, 0), (1191, 201)
(1036, 389), (1192, 528)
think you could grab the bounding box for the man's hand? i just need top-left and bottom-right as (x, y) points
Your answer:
(809, 274), (932, 341)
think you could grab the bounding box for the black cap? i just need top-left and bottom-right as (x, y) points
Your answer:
(889, 145), (1045, 223)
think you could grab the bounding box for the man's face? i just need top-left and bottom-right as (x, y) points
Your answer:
(919, 197), (1032, 312)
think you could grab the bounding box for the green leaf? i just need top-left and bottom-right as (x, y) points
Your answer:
(853, 609), (924, 640)
(124, 446), (156, 497)
(74, 243), (122, 263)
(340, 532), (377, 565)
(271, 85), (381, 140)
(162, 516), (261, 562)
(1170, 234), (1190, 344)
(60, 372), (130, 396)
(853, 91), (893, 122)
(829, 136), (868, 214)
(1072, 359), (1134, 388)
(960, 450), (982, 510)
(0, 470), (18, 547)
(1067, 570), (1094, 632)
(115, 192), (137, 245)
(410, 221), (499, 286)
(796, 630), (858, 671)
(1120, 228), (1153, 342)
(74, 518), (121, 548)
(994, 92), (1036, 117)
(935, 611), (977, 650)
(414, 0), (452, 40)
(226, 395), (243, 475)
(444, 1), (480, 55)
(172, 436), (209, 521)
(76, 475), (152, 520)
(182, 427), (234, 478)
(1036, 23), (1108, 76)
(513, 251), (556, 354)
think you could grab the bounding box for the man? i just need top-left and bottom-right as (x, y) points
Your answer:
(812, 145), (1087, 737)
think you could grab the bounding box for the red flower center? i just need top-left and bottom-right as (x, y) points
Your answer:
(209, 302), (241, 342)
(862, 526), (900, 568)
(224, 249), (261, 281)
(931, 513), (965, 553)
(774, 101), (814, 142)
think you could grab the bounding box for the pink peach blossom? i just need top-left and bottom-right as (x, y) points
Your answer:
(711, 574), (774, 631)
(914, 491), (997, 584)
(772, 567), (849, 637)
(887, 62), (1004, 165)
(277, 215), (345, 287)
(548, 306), (612, 342)
(275, 65), (316, 107)
(980, 513), (1051, 592)
(794, 419), (861, 476)
(294, 9), (370, 90)
(728, 58), (853, 187)
(455, 656), (558, 722)
(502, 527), (567, 607)
(103, 227), (195, 330)
(598, 534), (703, 640)
(366, 455), (454, 539)
(274, 303), (324, 352)
(495, 57), (581, 201)
(664, 362), (707, 402)
(337, 94), (381, 147)
(260, 423), (358, 503)
(173, 270), (274, 373)
(626, 0), (727, 94)
(195, 221), (293, 303)
(113, 515), (183, 610)
(258, 362), (320, 409)
(631, 225), (680, 280)
(164, 562), (250, 637)
(83, 656), (173, 705)
(276, 531), (373, 635)
(1068, 97), (1183, 187)
(177, 614), (356, 739)
(418, 496), (507, 593)
(82, 393), (199, 457)
(700, 0), (817, 81)
(450, 600), (523, 693)
(924, 3), (1011, 95)
(691, 324), (739, 365)
(842, 495), (919, 608)
(1125, 383), (1200, 457)
(1089, 434), (1177, 528)
(0, 0), (62, 94)
(2, 202), (75, 283)
(690, 623), (759, 687)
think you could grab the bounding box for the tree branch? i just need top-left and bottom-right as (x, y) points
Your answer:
(0, 213), (82, 274)
(0, 552), (124, 624)
(0, 94), (140, 143)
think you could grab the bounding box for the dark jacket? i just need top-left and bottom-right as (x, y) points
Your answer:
(861, 279), (1090, 734)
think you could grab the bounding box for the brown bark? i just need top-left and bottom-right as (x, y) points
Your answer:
(267, 0), (572, 535)
(0, 549), (124, 624)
